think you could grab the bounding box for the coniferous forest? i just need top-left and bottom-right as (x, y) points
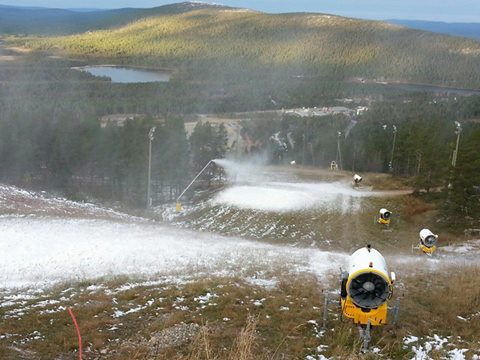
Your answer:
(0, 4), (479, 226)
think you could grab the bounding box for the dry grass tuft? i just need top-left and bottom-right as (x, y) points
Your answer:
(229, 316), (258, 360)
(179, 316), (258, 360)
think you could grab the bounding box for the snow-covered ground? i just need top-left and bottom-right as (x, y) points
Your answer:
(0, 215), (349, 290)
(211, 159), (409, 213)
(1, 183), (480, 359)
(1, 180), (477, 292)
(0, 184), (136, 220)
(212, 181), (401, 213)
(1, 213), (477, 292)
(0, 180), (371, 290)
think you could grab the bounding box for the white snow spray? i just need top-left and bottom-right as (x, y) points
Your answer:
(211, 158), (399, 213)
(213, 156), (273, 184)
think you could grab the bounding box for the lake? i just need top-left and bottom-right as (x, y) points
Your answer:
(72, 66), (170, 83)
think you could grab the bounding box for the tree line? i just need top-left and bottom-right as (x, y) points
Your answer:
(0, 109), (227, 207)
(240, 95), (480, 225)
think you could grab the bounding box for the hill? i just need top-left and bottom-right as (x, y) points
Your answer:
(0, 2), (229, 35)
(388, 19), (480, 41)
(20, 7), (480, 88)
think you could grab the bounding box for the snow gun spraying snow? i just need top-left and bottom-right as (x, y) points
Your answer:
(175, 159), (226, 212)
(377, 208), (392, 226)
(418, 228), (438, 256)
(340, 245), (397, 352)
(175, 160), (215, 212)
(352, 174), (362, 188)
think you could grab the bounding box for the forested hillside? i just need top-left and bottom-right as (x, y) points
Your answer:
(0, 2), (228, 35)
(21, 6), (480, 88)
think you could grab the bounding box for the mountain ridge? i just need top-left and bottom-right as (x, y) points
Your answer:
(20, 7), (480, 88)
(0, 2), (231, 35)
(388, 19), (480, 40)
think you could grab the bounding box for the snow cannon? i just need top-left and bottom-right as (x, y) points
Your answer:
(340, 245), (395, 326)
(377, 208), (392, 226)
(353, 174), (363, 187)
(419, 228), (438, 255)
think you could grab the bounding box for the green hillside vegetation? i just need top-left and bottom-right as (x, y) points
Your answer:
(0, 2), (229, 35)
(22, 7), (480, 88)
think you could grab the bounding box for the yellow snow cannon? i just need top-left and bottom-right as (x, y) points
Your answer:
(377, 208), (392, 226)
(340, 245), (395, 327)
(419, 228), (438, 255)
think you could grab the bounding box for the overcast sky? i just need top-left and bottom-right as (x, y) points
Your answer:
(1, 0), (480, 22)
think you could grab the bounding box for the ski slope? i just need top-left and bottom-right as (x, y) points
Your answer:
(0, 215), (349, 289)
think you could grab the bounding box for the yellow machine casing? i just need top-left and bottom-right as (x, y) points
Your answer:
(341, 297), (389, 326)
(420, 244), (436, 255)
(377, 217), (390, 225)
(175, 202), (183, 213)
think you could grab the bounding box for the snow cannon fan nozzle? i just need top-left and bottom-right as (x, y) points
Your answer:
(379, 208), (391, 219)
(348, 272), (391, 309)
(377, 208), (392, 226)
(418, 228), (438, 255)
(340, 246), (394, 322)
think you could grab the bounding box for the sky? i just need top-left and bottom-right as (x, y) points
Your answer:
(1, 0), (480, 22)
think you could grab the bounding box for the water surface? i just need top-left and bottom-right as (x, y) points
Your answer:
(73, 65), (170, 83)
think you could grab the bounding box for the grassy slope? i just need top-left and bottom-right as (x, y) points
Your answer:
(22, 7), (480, 88)
(1, 270), (479, 359)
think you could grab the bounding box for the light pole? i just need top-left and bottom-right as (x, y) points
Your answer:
(336, 131), (343, 170)
(389, 125), (397, 172)
(147, 126), (156, 209)
(451, 121), (462, 167)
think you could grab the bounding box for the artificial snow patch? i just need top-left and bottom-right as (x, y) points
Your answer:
(430, 334), (449, 350)
(305, 355), (329, 360)
(210, 159), (409, 213)
(317, 345), (328, 352)
(252, 298), (266, 306)
(441, 240), (480, 255)
(244, 275), (278, 290)
(448, 349), (468, 360)
(113, 299), (154, 318)
(0, 184), (138, 220)
(211, 182), (395, 213)
(0, 216), (351, 290)
(404, 335), (419, 345)
(194, 292), (218, 305)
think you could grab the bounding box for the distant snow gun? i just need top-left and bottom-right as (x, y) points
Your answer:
(352, 174), (362, 187)
(418, 228), (438, 256)
(340, 245), (397, 352)
(175, 160), (216, 212)
(377, 208), (392, 226)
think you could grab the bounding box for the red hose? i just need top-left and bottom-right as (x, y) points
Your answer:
(67, 307), (83, 360)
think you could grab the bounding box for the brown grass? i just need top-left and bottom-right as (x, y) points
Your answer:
(1, 270), (479, 359)
(402, 196), (436, 220)
(179, 316), (259, 360)
(399, 265), (480, 340)
(229, 316), (258, 360)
